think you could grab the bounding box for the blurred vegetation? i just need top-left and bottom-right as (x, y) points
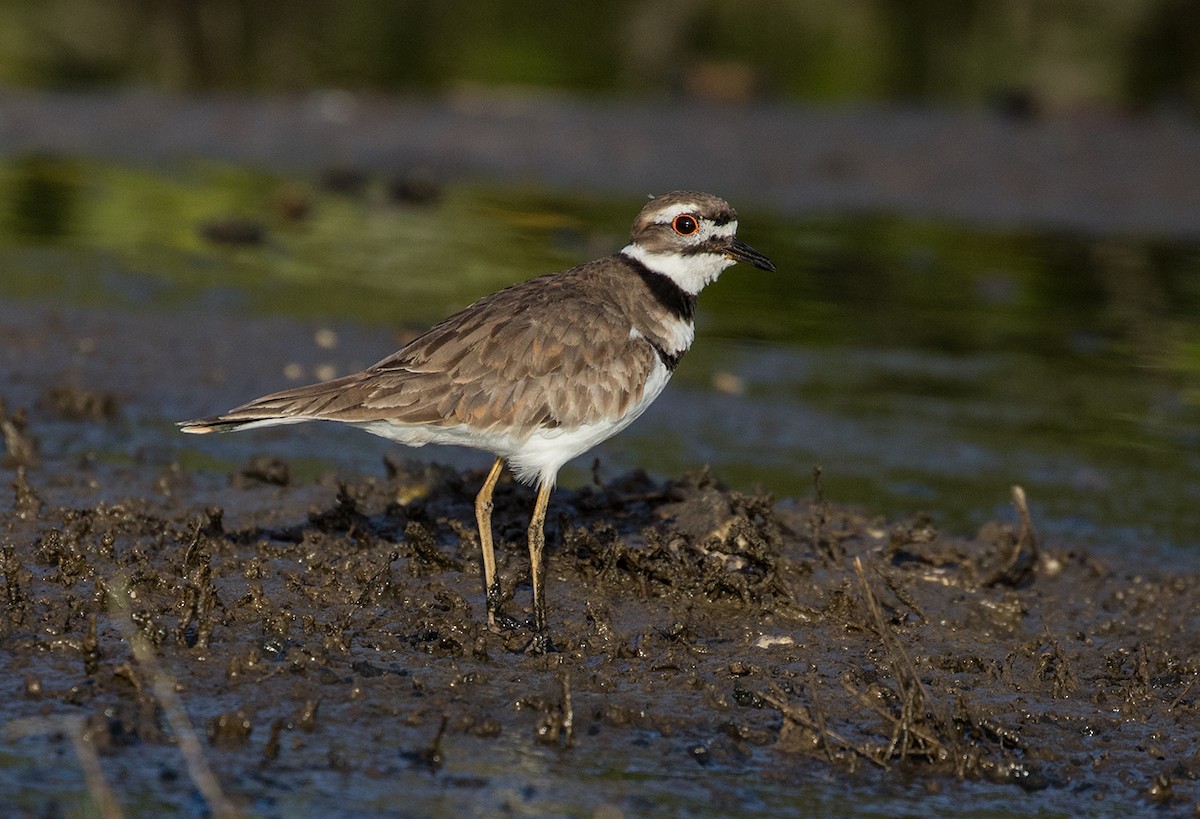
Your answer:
(0, 0), (1197, 114)
(3, 156), (1197, 375)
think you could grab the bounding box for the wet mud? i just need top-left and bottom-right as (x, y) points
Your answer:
(2, 301), (1199, 817)
(3, 423), (1200, 816)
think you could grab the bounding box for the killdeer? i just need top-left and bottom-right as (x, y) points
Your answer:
(180, 191), (775, 652)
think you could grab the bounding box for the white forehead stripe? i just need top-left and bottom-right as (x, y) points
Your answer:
(654, 203), (701, 222)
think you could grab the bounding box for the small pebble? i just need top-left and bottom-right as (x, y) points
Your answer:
(753, 634), (795, 649)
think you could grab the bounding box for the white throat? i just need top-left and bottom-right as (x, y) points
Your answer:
(621, 242), (735, 295)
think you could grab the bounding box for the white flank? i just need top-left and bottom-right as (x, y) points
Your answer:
(356, 355), (675, 489)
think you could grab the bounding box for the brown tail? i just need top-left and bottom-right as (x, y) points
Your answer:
(178, 416), (277, 434)
(179, 373), (367, 434)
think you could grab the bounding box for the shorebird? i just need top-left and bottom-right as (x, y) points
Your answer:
(180, 191), (775, 652)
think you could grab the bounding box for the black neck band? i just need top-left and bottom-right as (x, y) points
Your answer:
(620, 252), (697, 323)
(649, 341), (685, 371)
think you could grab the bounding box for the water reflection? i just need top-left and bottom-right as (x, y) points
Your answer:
(0, 161), (1196, 555)
(4, 154), (82, 240)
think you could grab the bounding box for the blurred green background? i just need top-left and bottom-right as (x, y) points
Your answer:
(0, 0), (1197, 113)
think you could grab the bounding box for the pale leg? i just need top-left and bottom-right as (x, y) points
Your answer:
(526, 480), (554, 653)
(474, 457), (505, 627)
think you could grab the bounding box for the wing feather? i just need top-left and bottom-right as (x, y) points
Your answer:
(182, 258), (668, 438)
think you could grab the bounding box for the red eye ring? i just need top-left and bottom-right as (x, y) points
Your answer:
(672, 213), (699, 236)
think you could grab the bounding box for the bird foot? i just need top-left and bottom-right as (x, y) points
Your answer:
(487, 611), (522, 632)
(523, 630), (557, 655)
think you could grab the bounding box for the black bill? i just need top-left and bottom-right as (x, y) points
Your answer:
(727, 237), (776, 272)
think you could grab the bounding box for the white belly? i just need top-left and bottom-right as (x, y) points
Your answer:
(355, 356), (674, 488)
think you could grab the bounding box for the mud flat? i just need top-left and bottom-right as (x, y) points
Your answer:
(2, 303), (1198, 817)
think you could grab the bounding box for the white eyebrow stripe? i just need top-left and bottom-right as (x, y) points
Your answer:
(654, 203), (701, 223)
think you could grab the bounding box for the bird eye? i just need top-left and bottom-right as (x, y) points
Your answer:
(672, 214), (699, 236)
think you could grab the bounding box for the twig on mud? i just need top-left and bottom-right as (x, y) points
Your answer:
(809, 465), (841, 562)
(352, 550), (401, 609)
(1037, 620), (1079, 699)
(870, 563), (927, 624)
(1169, 674), (1198, 712)
(838, 676), (947, 759)
(983, 485), (1040, 587)
(107, 575), (240, 819)
(853, 557), (961, 767)
(1011, 485), (1041, 560)
(331, 549), (403, 641)
(6, 715), (123, 819)
(758, 684), (886, 769)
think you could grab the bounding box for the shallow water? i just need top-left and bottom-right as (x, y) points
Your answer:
(1, 157), (1197, 560)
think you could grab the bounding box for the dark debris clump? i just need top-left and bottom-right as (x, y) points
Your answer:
(565, 470), (790, 611)
(0, 458), (1198, 814)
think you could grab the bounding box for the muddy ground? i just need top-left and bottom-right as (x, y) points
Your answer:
(1, 298), (1198, 818)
